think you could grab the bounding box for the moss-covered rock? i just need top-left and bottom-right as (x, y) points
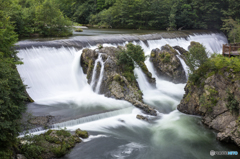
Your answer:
(150, 44), (186, 83)
(75, 128), (89, 139)
(18, 129), (84, 159)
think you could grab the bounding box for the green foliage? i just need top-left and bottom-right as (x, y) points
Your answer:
(226, 91), (239, 113)
(0, 1), (18, 60)
(20, 129), (77, 159)
(75, 130), (89, 138)
(185, 43), (209, 73)
(20, 134), (47, 159)
(168, 3), (177, 30)
(0, 149), (13, 159)
(221, 17), (240, 43)
(200, 87), (219, 112)
(47, 0), (238, 31)
(113, 74), (121, 82)
(188, 52), (240, 87)
(56, 129), (71, 137)
(0, 1), (27, 153)
(116, 43), (146, 82)
(158, 52), (171, 63)
(51, 143), (68, 157)
(7, 0), (73, 37)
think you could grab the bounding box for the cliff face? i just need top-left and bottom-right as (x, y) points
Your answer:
(81, 46), (157, 116)
(150, 44), (186, 83)
(178, 69), (240, 147)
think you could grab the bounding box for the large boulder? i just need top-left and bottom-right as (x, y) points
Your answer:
(150, 44), (186, 83)
(177, 69), (240, 147)
(81, 46), (157, 116)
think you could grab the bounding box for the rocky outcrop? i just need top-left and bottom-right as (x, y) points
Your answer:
(150, 44), (186, 83)
(177, 70), (240, 147)
(19, 129), (85, 159)
(81, 46), (157, 116)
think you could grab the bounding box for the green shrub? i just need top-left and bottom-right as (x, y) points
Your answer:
(0, 149), (13, 159)
(199, 87), (219, 112)
(113, 74), (121, 82)
(116, 43), (146, 82)
(226, 91), (239, 113)
(56, 129), (71, 137)
(20, 134), (46, 159)
(0, 1), (28, 152)
(163, 53), (171, 63)
(52, 143), (68, 158)
(75, 130), (89, 139)
(189, 54), (240, 86)
(185, 43), (209, 73)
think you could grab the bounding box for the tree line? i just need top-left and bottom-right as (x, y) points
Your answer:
(3, 0), (73, 37)
(56, 0), (239, 42)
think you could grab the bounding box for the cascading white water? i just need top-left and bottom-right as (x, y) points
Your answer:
(176, 50), (190, 79)
(17, 33), (227, 123)
(90, 53), (107, 93)
(17, 32), (235, 159)
(17, 46), (132, 109)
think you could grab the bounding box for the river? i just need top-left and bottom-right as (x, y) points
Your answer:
(16, 29), (238, 159)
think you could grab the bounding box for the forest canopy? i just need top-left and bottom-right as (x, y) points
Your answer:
(55, 0), (238, 31)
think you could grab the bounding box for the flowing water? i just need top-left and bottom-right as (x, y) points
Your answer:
(16, 29), (238, 159)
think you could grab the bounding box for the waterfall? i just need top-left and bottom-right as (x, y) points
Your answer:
(134, 64), (154, 92)
(17, 32), (237, 158)
(175, 50), (190, 79)
(90, 53), (107, 93)
(16, 32), (227, 133)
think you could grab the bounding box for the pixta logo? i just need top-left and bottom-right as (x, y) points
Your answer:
(210, 150), (238, 156)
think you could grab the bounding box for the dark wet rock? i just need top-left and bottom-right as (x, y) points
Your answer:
(178, 70), (240, 147)
(81, 46), (157, 116)
(150, 44), (186, 83)
(136, 115), (148, 121)
(173, 46), (188, 55)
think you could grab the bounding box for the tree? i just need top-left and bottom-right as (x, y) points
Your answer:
(168, 3), (177, 30)
(97, 0), (105, 11)
(221, 17), (240, 43)
(117, 43), (146, 81)
(34, 0), (72, 36)
(185, 43), (209, 73)
(0, 0), (27, 156)
(0, 0), (18, 59)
